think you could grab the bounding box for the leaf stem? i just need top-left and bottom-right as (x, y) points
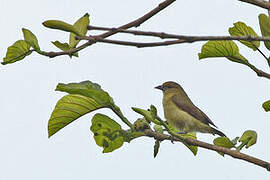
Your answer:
(111, 105), (134, 130)
(252, 44), (270, 68)
(230, 56), (270, 79)
(236, 139), (249, 151)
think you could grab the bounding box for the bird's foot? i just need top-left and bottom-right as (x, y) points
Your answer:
(177, 131), (187, 135)
(170, 136), (174, 144)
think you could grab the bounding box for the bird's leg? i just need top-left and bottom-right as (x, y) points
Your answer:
(169, 132), (186, 143)
(165, 124), (181, 144)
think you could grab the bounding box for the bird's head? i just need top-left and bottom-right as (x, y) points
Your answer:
(155, 81), (183, 94)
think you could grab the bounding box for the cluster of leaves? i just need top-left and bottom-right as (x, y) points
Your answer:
(2, 13), (90, 65)
(48, 80), (257, 157)
(48, 80), (136, 153)
(198, 14), (270, 112)
(213, 130), (257, 156)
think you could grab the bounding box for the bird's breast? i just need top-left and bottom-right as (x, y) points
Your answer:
(163, 96), (187, 130)
(162, 96), (208, 132)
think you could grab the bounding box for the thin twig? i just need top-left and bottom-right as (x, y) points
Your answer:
(246, 62), (270, 79)
(229, 55), (270, 79)
(250, 43), (270, 68)
(253, 44), (270, 68)
(43, 0), (176, 58)
(110, 104), (134, 130)
(143, 129), (270, 171)
(88, 25), (270, 42)
(254, 46), (268, 60)
(239, 0), (270, 9)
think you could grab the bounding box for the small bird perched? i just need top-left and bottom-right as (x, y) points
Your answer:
(155, 81), (226, 137)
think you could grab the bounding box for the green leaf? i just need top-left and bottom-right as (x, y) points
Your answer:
(153, 118), (163, 158)
(55, 81), (114, 106)
(42, 20), (82, 36)
(70, 13), (90, 48)
(239, 130), (257, 149)
(214, 137), (234, 148)
(22, 28), (40, 51)
(48, 81), (131, 137)
(2, 40), (32, 65)
(199, 40), (249, 64)
(198, 40), (239, 59)
(259, 14), (270, 50)
(54, 80), (131, 129)
(90, 113), (124, 153)
(262, 100), (270, 112)
(154, 140), (160, 158)
(229, 21), (260, 50)
(51, 41), (78, 57)
(48, 94), (102, 137)
(181, 132), (198, 156)
(52, 41), (70, 51)
(213, 137), (235, 156)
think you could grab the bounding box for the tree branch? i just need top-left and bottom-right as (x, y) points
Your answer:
(245, 62), (270, 79)
(252, 44), (270, 67)
(143, 129), (270, 172)
(238, 0), (270, 9)
(76, 35), (185, 47)
(88, 25), (270, 42)
(81, 33), (270, 46)
(44, 0), (176, 58)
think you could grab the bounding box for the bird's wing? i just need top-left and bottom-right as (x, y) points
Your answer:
(171, 94), (217, 127)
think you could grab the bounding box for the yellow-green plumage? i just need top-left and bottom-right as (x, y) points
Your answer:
(156, 81), (226, 136)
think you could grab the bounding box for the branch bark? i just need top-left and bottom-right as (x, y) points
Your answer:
(239, 0), (270, 9)
(143, 129), (270, 172)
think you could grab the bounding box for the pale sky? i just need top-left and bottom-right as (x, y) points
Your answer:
(1, 0), (270, 179)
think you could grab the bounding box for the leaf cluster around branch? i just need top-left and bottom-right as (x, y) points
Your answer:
(2, 0), (270, 92)
(47, 80), (270, 172)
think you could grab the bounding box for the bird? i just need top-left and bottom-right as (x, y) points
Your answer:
(155, 81), (226, 137)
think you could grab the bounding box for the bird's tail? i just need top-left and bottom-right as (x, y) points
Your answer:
(211, 127), (226, 137)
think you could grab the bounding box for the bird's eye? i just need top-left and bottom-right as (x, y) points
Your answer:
(164, 85), (172, 90)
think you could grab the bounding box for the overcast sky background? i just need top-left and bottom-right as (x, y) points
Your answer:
(1, 0), (270, 179)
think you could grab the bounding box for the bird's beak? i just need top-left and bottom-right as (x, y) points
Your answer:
(155, 85), (163, 91)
